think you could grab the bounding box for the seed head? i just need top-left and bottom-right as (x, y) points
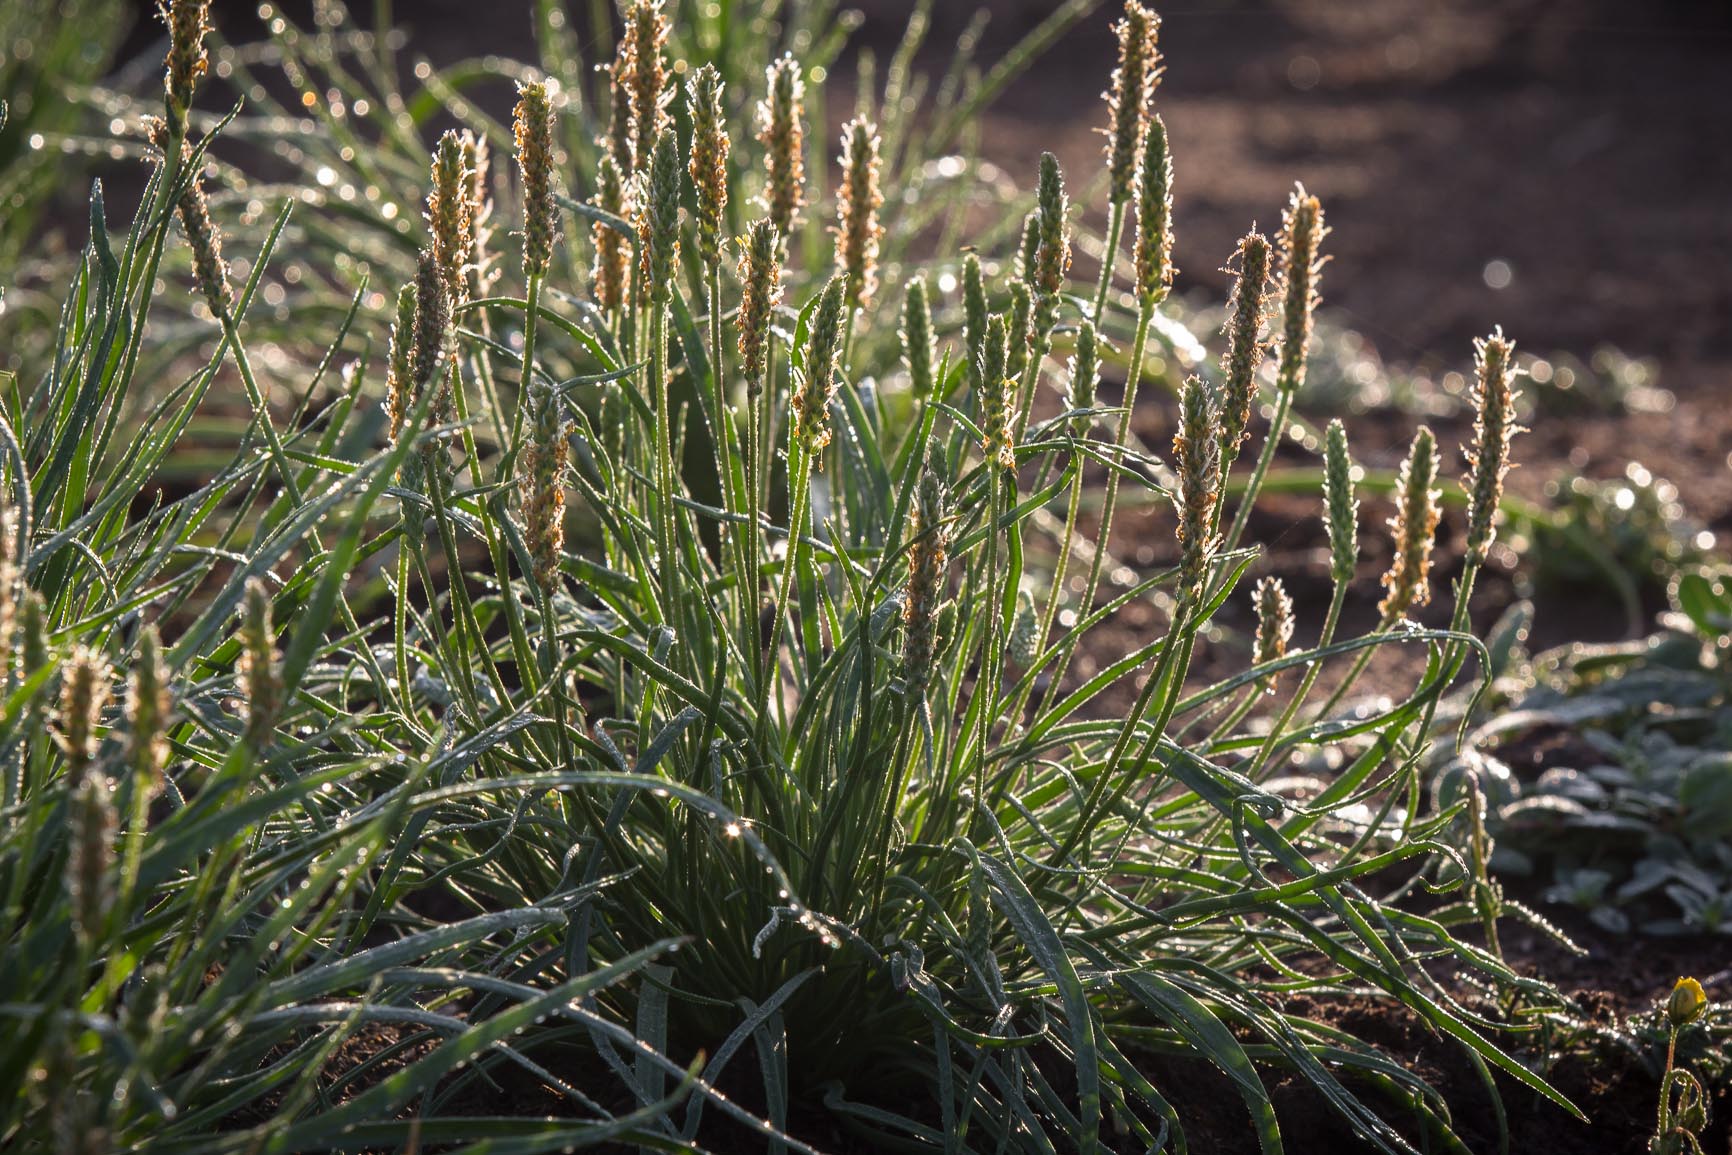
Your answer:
(623, 0), (671, 174)
(459, 130), (492, 296)
(1134, 115), (1175, 307)
(1018, 212), (1040, 288)
(902, 447), (951, 697)
(513, 80), (558, 279)
(1067, 319), (1100, 436)
(428, 131), (472, 304)
(1253, 575), (1295, 683)
(127, 625), (171, 791)
(55, 646), (112, 777)
(835, 116), (885, 310)
(1379, 426), (1441, 623)
(591, 154), (631, 313)
(519, 382), (568, 591)
(757, 55), (807, 240)
(409, 248), (451, 395)
(687, 64), (731, 268)
(383, 283), (417, 445)
(977, 314), (1014, 470)
(1463, 329), (1522, 565)
(1218, 231), (1272, 457)
(1103, 1), (1160, 206)
(604, 38), (635, 171)
(1172, 376), (1221, 599)
(791, 275), (847, 457)
(640, 128), (682, 305)
(962, 252), (988, 394)
(68, 770), (117, 948)
(1033, 152), (1071, 305)
(736, 219), (783, 392)
(237, 578), (280, 750)
(1275, 184), (1326, 393)
(146, 117), (231, 315)
(161, 0), (211, 131)
(1668, 977), (1708, 1028)
(901, 276), (935, 401)
(1005, 282), (1032, 382)
(1322, 419), (1360, 586)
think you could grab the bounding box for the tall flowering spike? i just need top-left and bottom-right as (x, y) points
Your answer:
(591, 155), (630, 313)
(687, 64), (731, 268)
(409, 248), (451, 393)
(1133, 114), (1176, 309)
(1274, 184), (1326, 393)
(1218, 231), (1273, 455)
(1379, 426), (1441, 622)
(791, 276), (848, 457)
(624, 0), (671, 175)
(604, 38), (635, 171)
(237, 578), (281, 750)
(1463, 329), (1522, 565)
(146, 117), (232, 314)
(642, 129), (682, 305)
(520, 382), (568, 591)
(162, 0), (211, 132)
(902, 445), (951, 697)
(977, 314), (1014, 470)
(962, 252), (988, 394)
(1018, 212), (1040, 288)
(1103, 1), (1160, 206)
(513, 80), (558, 279)
(68, 769), (116, 948)
(901, 276), (935, 401)
(127, 625), (170, 790)
(383, 284), (417, 444)
(459, 130), (491, 296)
(1172, 376), (1222, 598)
(835, 116), (885, 309)
(1253, 575), (1295, 683)
(1005, 283), (1032, 382)
(1067, 319), (1100, 436)
(1322, 419), (1360, 586)
(736, 219), (783, 392)
(1033, 152), (1071, 305)
(757, 55), (806, 240)
(428, 131), (471, 304)
(55, 646), (112, 778)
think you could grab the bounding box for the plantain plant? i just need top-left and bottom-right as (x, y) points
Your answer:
(1, 1), (1586, 1151)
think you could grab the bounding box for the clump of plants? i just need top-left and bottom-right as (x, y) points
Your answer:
(3, 1), (1584, 1151)
(1443, 556), (1732, 937)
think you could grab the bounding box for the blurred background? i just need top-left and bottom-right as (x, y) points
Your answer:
(11, 0), (1732, 565)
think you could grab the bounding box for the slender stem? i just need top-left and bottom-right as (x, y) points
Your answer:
(505, 272), (544, 482)
(1090, 199), (1126, 323)
(217, 309), (302, 505)
(1221, 385), (1296, 558)
(648, 301), (680, 624)
(1043, 305), (1151, 707)
(758, 443), (810, 737)
(972, 466), (1008, 832)
(1245, 580), (1347, 779)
